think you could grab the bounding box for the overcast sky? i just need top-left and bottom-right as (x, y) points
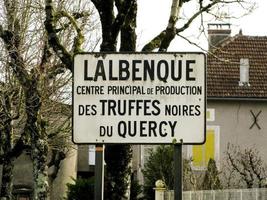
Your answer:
(136, 0), (267, 51)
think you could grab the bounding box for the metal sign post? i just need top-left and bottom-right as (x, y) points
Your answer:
(94, 144), (104, 200)
(174, 144), (183, 200)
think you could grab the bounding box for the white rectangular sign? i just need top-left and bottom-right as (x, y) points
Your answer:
(73, 53), (206, 144)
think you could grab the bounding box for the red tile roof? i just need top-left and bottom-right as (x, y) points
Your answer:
(207, 34), (267, 99)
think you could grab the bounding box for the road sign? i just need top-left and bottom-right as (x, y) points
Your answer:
(73, 53), (206, 144)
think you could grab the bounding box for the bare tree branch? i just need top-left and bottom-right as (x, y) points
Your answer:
(92, 0), (135, 51)
(142, 0), (183, 52)
(176, 0), (219, 33)
(54, 10), (85, 54)
(0, 26), (30, 86)
(120, 0), (137, 51)
(45, 0), (73, 71)
(225, 144), (267, 188)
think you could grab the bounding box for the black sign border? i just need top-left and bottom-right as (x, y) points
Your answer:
(72, 52), (206, 145)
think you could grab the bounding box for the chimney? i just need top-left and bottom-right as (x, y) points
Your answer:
(208, 23), (231, 50)
(239, 58), (250, 86)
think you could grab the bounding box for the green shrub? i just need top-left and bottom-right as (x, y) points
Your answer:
(130, 177), (144, 200)
(66, 178), (94, 200)
(142, 145), (174, 200)
(202, 158), (222, 190)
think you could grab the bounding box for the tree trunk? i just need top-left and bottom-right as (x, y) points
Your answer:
(104, 145), (132, 200)
(90, 1), (137, 199)
(0, 158), (13, 200)
(0, 90), (13, 200)
(32, 141), (49, 200)
(119, 1), (137, 199)
(25, 87), (49, 200)
(31, 131), (49, 200)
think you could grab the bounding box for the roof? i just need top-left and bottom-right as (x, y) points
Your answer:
(207, 34), (267, 99)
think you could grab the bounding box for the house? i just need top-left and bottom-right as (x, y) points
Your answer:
(192, 23), (267, 170)
(134, 23), (267, 184)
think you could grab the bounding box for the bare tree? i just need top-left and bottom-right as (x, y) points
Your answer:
(0, 1), (40, 199)
(0, 81), (24, 200)
(0, 0), (99, 199)
(223, 143), (267, 189)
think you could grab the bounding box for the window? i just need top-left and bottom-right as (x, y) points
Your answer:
(13, 187), (32, 200)
(207, 108), (215, 121)
(188, 126), (220, 170)
(17, 197), (30, 200)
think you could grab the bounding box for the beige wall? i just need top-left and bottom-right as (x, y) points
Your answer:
(77, 145), (90, 172)
(50, 148), (78, 200)
(13, 152), (34, 188)
(208, 100), (267, 164)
